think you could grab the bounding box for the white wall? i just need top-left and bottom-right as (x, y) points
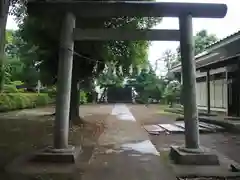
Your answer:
(196, 78), (227, 111)
(196, 81), (206, 107)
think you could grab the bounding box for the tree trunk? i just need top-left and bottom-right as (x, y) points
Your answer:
(0, 0), (10, 92)
(92, 91), (96, 103)
(69, 58), (83, 125)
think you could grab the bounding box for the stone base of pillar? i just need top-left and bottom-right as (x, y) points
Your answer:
(31, 145), (82, 163)
(169, 146), (219, 165)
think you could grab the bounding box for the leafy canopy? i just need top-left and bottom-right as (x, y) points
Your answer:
(11, 1), (160, 85)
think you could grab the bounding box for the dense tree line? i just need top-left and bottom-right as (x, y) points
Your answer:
(1, 0), (161, 122)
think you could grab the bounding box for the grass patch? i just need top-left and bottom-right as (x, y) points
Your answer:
(158, 105), (183, 118)
(159, 104), (184, 118)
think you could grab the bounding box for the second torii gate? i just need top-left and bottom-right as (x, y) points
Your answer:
(27, 1), (227, 164)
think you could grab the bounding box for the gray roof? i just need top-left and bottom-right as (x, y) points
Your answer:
(171, 30), (240, 72)
(207, 30), (240, 49)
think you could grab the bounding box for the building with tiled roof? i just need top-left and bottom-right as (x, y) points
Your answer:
(170, 30), (240, 116)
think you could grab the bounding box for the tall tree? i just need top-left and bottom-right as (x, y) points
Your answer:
(11, 1), (160, 123)
(4, 29), (39, 86)
(176, 29), (218, 61)
(161, 49), (178, 72)
(163, 80), (181, 107)
(193, 29), (218, 55)
(0, 0), (10, 91)
(127, 64), (165, 103)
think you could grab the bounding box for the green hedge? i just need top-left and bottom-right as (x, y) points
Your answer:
(0, 93), (51, 112)
(80, 90), (87, 104)
(3, 84), (19, 93)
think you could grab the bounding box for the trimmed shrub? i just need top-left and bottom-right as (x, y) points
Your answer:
(79, 90), (87, 104)
(11, 81), (25, 92)
(46, 86), (57, 99)
(0, 93), (51, 112)
(11, 81), (24, 86)
(3, 84), (18, 93)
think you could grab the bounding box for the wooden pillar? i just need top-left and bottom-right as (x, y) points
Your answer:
(237, 62), (240, 116)
(225, 69), (229, 116)
(206, 70), (211, 114)
(54, 12), (75, 149)
(179, 14), (199, 149)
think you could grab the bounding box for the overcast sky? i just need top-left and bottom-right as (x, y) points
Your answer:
(6, 0), (240, 75)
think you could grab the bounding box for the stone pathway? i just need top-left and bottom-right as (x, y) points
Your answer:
(82, 104), (176, 180)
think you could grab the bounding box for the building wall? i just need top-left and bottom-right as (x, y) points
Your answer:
(195, 68), (227, 112)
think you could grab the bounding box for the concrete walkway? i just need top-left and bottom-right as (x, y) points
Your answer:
(82, 104), (176, 180)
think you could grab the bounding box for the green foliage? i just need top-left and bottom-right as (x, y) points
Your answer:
(0, 93), (51, 112)
(3, 29), (39, 86)
(10, 1), (160, 86)
(161, 49), (178, 71)
(163, 80), (181, 106)
(35, 93), (50, 105)
(3, 81), (25, 93)
(11, 80), (24, 86)
(176, 29), (218, 62)
(194, 30), (218, 55)
(97, 63), (125, 88)
(3, 84), (18, 93)
(46, 86), (56, 98)
(79, 90), (87, 104)
(127, 64), (164, 103)
(159, 29), (218, 105)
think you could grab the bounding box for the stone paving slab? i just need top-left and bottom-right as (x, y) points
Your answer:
(199, 122), (224, 130)
(158, 124), (185, 133)
(143, 125), (165, 132)
(175, 122), (212, 132)
(143, 122), (224, 135)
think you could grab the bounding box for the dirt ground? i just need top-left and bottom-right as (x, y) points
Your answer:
(0, 104), (113, 179)
(129, 104), (240, 164)
(2, 104), (240, 180)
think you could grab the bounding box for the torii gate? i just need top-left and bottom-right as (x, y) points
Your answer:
(27, 1), (227, 164)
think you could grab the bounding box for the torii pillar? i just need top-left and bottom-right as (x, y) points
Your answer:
(31, 12), (81, 163)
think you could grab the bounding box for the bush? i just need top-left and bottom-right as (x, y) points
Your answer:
(79, 90), (87, 104)
(46, 86), (57, 99)
(3, 81), (26, 93)
(3, 84), (18, 93)
(11, 81), (24, 86)
(11, 81), (25, 92)
(0, 93), (51, 112)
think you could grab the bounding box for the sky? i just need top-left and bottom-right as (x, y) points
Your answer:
(6, 0), (240, 75)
